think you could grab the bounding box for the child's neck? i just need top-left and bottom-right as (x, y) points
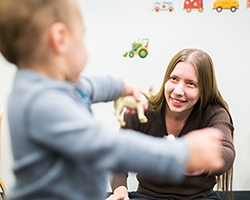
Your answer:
(19, 63), (66, 81)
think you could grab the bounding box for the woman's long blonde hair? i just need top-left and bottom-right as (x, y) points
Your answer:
(150, 48), (234, 200)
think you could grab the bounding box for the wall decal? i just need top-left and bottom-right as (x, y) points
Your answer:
(213, 0), (239, 12)
(152, 1), (174, 12)
(123, 39), (149, 59)
(184, 0), (203, 13)
(247, 0), (250, 8)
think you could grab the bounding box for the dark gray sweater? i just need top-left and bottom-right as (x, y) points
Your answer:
(111, 103), (235, 200)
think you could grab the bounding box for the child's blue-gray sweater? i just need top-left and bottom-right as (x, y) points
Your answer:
(6, 69), (188, 200)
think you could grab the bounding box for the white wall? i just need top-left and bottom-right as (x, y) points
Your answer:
(0, 0), (250, 191)
(0, 55), (16, 189)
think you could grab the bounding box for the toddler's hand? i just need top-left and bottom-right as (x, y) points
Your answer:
(184, 128), (224, 172)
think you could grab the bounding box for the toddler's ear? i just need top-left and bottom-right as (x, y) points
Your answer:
(49, 22), (69, 54)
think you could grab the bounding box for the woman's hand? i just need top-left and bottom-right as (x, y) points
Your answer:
(108, 186), (130, 200)
(105, 193), (129, 200)
(183, 169), (209, 176)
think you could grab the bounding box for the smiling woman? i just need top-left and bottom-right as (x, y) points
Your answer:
(111, 48), (235, 200)
(164, 61), (200, 127)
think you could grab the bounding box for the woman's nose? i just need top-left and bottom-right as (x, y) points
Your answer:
(173, 83), (184, 96)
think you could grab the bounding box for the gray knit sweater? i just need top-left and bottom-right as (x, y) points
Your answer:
(6, 69), (189, 200)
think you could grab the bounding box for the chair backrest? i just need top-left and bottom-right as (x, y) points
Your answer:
(0, 103), (6, 199)
(0, 103), (3, 159)
(0, 178), (6, 200)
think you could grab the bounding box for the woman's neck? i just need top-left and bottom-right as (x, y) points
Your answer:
(165, 107), (192, 137)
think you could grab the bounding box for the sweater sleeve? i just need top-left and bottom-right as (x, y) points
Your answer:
(206, 106), (235, 175)
(111, 173), (128, 191)
(110, 111), (145, 191)
(78, 75), (124, 103)
(27, 89), (189, 184)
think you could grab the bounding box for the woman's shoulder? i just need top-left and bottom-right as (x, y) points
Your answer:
(204, 102), (227, 113)
(203, 102), (231, 122)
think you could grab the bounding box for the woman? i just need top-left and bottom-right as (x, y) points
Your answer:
(110, 48), (235, 200)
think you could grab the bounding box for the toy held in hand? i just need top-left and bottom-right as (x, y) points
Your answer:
(114, 87), (153, 126)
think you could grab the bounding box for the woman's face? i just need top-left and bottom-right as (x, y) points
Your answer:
(164, 62), (200, 116)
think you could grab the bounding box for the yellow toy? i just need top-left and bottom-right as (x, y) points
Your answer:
(213, 0), (239, 12)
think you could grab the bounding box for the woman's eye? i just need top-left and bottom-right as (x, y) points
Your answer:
(188, 82), (196, 87)
(170, 77), (177, 81)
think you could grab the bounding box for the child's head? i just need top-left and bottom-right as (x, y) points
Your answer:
(0, 0), (87, 82)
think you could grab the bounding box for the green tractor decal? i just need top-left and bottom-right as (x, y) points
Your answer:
(123, 39), (149, 59)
